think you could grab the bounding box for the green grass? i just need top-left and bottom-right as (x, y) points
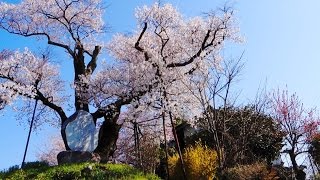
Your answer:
(0, 162), (160, 180)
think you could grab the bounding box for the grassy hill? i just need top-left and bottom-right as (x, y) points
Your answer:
(0, 162), (160, 180)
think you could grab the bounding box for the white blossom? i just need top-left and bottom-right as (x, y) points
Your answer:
(0, 2), (241, 139)
(86, 3), (241, 124)
(0, 0), (104, 51)
(0, 49), (65, 126)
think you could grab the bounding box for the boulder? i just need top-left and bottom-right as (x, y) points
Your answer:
(57, 151), (101, 165)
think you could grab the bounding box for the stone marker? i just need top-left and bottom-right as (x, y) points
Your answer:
(57, 151), (101, 165)
(63, 110), (99, 152)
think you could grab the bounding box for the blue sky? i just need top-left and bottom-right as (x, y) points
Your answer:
(1, 0), (320, 170)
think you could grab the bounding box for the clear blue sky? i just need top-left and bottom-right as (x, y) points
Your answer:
(1, 0), (320, 170)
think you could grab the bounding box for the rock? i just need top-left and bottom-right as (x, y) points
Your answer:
(57, 151), (101, 165)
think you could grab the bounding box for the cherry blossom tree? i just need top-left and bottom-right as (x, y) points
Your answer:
(0, 1), (240, 162)
(36, 135), (66, 166)
(0, 49), (65, 126)
(0, 50), (13, 110)
(0, 0), (103, 150)
(272, 89), (320, 179)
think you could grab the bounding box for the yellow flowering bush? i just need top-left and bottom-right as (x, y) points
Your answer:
(168, 142), (218, 180)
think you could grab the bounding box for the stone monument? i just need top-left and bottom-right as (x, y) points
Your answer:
(57, 110), (100, 164)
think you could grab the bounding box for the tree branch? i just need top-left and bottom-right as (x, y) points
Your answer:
(0, 24), (75, 57)
(86, 45), (101, 74)
(91, 85), (155, 120)
(35, 90), (68, 124)
(135, 22), (148, 52)
(167, 25), (226, 68)
(166, 29), (211, 68)
(48, 40), (74, 56)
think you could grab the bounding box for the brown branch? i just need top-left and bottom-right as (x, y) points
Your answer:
(132, 22), (151, 62)
(91, 85), (155, 120)
(48, 40), (74, 56)
(35, 90), (68, 124)
(0, 25), (75, 57)
(167, 24), (227, 68)
(0, 72), (68, 123)
(134, 22), (148, 52)
(86, 45), (101, 74)
(166, 30), (211, 68)
(154, 25), (169, 64)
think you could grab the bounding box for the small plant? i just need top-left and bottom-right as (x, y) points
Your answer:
(168, 142), (218, 180)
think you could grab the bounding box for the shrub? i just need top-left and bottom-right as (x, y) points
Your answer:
(222, 162), (270, 180)
(313, 174), (320, 180)
(2, 165), (19, 173)
(22, 161), (50, 169)
(310, 133), (320, 166)
(168, 142), (218, 180)
(194, 106), (284, 167)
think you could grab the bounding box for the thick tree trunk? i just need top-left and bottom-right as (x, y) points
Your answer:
(289, 150), (305, 180)
(94, 120), (121, 162)
(67, 42), (122, 162)
(73, 47), (89, 112)
(92, 102), (123, 162)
